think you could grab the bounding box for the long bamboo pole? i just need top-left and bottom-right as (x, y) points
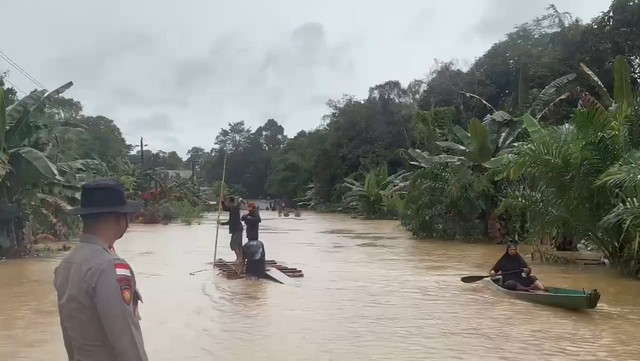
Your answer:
(212, 152), (228, 263)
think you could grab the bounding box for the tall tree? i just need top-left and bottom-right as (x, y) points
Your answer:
(70, 116), (131, 173)
(214, 121), (252, 152)
(166, 151), (184, 169)
(254, 118), (287, 151)
(186, 146), (207, 163)
(266, 130), (319, 199)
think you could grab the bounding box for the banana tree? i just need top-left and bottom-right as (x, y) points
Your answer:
(447, 73), (585, 166)
(523, 56), (633, 125)
(342, 165), (409, 218)
(0, 83), (108, 252)
(1, 83), (74, 183)
(407, 108), (523, 241)
(444, 72), (589, 166)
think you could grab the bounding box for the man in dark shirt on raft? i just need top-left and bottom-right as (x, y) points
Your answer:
(221, 196), (244, 265)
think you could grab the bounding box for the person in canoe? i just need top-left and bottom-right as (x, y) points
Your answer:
(489, 242), (546, 291)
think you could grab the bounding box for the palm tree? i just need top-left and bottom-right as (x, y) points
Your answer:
(489, 56), (640, 275)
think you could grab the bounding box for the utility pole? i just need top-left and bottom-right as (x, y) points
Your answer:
(140, 137), (144, 169)
(213, 152), (228, 263)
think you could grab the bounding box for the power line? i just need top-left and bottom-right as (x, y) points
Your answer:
(1, 76), (27, 95)
(0, 50), (47, 90)
(0, 50), (47, 89)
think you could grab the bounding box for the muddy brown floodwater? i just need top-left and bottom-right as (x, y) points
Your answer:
(2, 212), (640, 360)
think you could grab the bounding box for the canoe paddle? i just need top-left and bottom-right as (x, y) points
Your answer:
(460, 269), (524, 283)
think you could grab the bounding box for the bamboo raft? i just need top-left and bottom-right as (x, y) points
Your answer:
(214, 259), (304, 280)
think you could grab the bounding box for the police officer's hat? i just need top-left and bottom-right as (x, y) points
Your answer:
(67, 179), (142, 215)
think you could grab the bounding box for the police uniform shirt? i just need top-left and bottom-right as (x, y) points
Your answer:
(54, 234), (148, 361)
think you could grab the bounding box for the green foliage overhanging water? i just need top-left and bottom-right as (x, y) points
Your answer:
(3, 1), (640, 276)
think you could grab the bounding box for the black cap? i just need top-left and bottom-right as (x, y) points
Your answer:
(67, 179), (142, 215)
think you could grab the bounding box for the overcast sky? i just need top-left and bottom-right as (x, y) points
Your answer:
(2, 0), (610, 156)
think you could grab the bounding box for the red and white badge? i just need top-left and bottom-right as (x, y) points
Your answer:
(115, 263), (131, 278)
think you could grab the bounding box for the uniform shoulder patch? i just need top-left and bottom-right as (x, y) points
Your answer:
(114, 262), (131, 277)
(121, 285), (132, 305)
(114, 262), (133, 287)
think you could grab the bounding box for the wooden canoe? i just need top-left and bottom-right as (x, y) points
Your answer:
(488, 278), (600, 310)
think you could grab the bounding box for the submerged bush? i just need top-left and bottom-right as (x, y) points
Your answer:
(175, 201), (203, 225)
(158, 202), (177, 223)
(402, 162), (491, 240)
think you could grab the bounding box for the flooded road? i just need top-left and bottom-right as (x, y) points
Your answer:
(2, 212), (640, 360)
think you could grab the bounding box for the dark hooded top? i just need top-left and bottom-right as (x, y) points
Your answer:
(241, 210), (261, 240)
(491, 244), (530, 282)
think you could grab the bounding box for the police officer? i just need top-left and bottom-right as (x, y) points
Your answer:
(54, 179), (148, 361)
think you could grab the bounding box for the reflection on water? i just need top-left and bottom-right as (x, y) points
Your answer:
(2, 213), (640, 360)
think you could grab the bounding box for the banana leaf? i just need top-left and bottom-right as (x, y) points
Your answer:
(9, 147), (61, 184)
(459, 91), (496, 112)
(580, 63), (612, 108)
(490, 111), (515, 123)
(614, 56), (632, 107)
(436, 141), (467, 152)
(467, 118), (492, 163)
(522, 113), (544, 140)
(5, 82), (74, 148)
(5, 89), (46, 126)
(498, 123), (523, 149)
(531, 73), (577, 115)
(453, 126), (471, 146)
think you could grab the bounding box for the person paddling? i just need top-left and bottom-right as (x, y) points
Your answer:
(490, 242), (546, 291)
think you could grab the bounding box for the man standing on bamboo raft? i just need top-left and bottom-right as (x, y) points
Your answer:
(221, 196), (244, 267)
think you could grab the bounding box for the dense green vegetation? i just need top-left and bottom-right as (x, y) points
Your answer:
(0, 81), (210, 256)
(2, 0), (640, 276)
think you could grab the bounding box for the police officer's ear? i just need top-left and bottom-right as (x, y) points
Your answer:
(115, 213), (129, 239)
(121, 213), (130, 228)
